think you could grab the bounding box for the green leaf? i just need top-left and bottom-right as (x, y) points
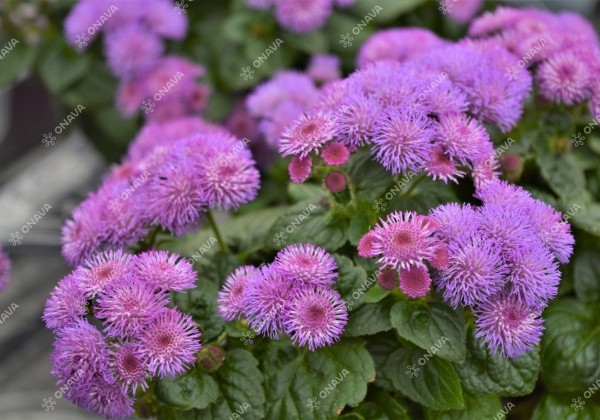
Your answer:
(263, 339), (375, 420)
(541, 299), (600, 393)
(38, 41), (92, 94)
(390, 178), (458, 214)
(353, 0), (426, 22)
(155, 372), (219, 410)
(288, 183), (326, 202)
(371, 389), (409, 420)
(195, 349), (266, 420)
(344, 149), (394, 202)
(455, 328), (539, 396)
(573, 251), (600, 302)
(347, 209), (372, 246)
(334, 255), (371, 309)
(572, 203), (600, 237)
(537, 152), (586, 200)
(533, 394), (600, 420)
(390, 301), (466, 363)
(384, 346), (464, 410)
(364, 284), (391, 304)
(0, 37), (37, 88)
(345, 300), (393, 337)
(366, 333), (399, 391)
(425, 392), (503, 420)
(172, 281), (225, 342)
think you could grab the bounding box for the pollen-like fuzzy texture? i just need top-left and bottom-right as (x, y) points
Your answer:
(280, 112), (337, 158)
(322, 141), (350, 166)
(435, 113), (492, 165)
(112, 342), (150, 393)
(425, 145), (466, 184)
(104, 24), (164, 78)
(75, 250), (132, 298)
(324, 171), (347, 193)
(474, 293), (544, 358)
(244, 265), (296, 339)
(430, 243), (450, 270)
(274, 243), (338, 287)
(138, 308), (202, 378)
(537, 52), (591, 105)
(429, 203), (479, 241)
(528, 201), (575, 264)
(0, 247), (11, 292)
(358, 230), (379, 258)
(371, 108), (434, 175)
(43, 272), (88, 331)
(283, 286), (348, 351)
(335, 93), (380, 148)
(218, 265), (259, 321)
(372, 211), (438, 270)
(133, 250), (197, 292)
(399, 266), (432, 298)
(377, 268), (398, 290)
(95, 277), (169, 338)
(77, 376), (135, 420)
(476, 204), (537, 258)
(289, 155), (312, 183)
(274, 0), (334, 33)
(61, 198), (105, 267)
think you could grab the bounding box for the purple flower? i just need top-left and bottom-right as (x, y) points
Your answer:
(137, 308), (202, 378)
(429, 203), (479, 242)
(324, 171), (347, 193)
(274, 243), (338, 287)
(537, 52), (591, 105)
(357, 230), (379, 258)
(43, 272), (88, 331)
(435, 113), (492, 165)
(112, 342), (150, 393)
(274, 0), (333, 33)
(399, 266), (432, 298)
(74, 250), (132, 298)
(218, 265), (259, 321)
(283, 286), (347, 351)
(476, 204), (537, 258)
(474, 293), (544, 358)
(61, 198), (105, 267)
(335, 93), (380, 148)
(376, 268), (398, 290)
(104, 24), (164, 78)
(322, 141), (350, 166)
(307, 54), (341, 83)
(143, 0), (188, 39)
(78, 376), (135, 420)
(289, 155), (312, 184)
(279, 112), (337, 158)
(528, 201), (575, 264)
(133, 250), (197, 292)
(0, 246), (11, 291)
(425, 145), (465, 184)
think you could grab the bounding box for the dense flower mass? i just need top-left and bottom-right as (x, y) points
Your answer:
(218, 243), (347, 350)
(0, 246), (11, 292)
(61, 117), (260, 266)
(358, 181), (574, 358)
(44, 249), (202, 418)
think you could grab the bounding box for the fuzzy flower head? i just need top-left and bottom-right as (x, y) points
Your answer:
(218, 265), (259, 321)
(399, 266), (432, 298)
(78, 376), (135, 420)
(322, 141), (350, 166)
(528, 201), (575, 264)
(133, 250), (197, 292)
(537, 52), (591, 105)
(377, 268), (398, 290)
(75, 250), (132, 298)
(372, 211), (438, 270)
(425, 145), (465, 184)
(435, 113), (492, 165)
(138, 308), (202, 378)
(274, 243), (338, 287)
(61, 199), (105, 267)
(283, 286), (348, 351)
(474, 293), (544, 358)
(279, 112), (337, 158)
(43, 272), (88, 331)
(104, 24), (164, 77)
(335, 93), (380, 148)
(357, 230), (379, 258)
(0, 247), (11, 291)
(289, 155), (312, 183)
(324, 171), (347, 193)
(274, 0), (333, 33)
(113, 342), (150, 393)
(429, 203), (479, 241)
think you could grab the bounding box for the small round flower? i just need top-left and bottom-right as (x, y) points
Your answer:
(435, 113), (492, 165)
(425, 145), (465, 184)
(335, 93), (380, 148)
(537, 52), (591, 105)
(0, 247), (10, 291)
(61, 198), (105, 267)
(274, 0), (333, 33)
(377, 268), (398, 290)
(429, 203), (479, 241)
(371, 108), (434, 175)
(474, 293), (544, 358)
(218, 265), (259, 321)
(274, 243), (338, 286)
(43, 272), (88, 331)
(104, 24), (163, 77)
(324, 171), (347, 193)
(96, 277), (169, 338)
(289, 155), (312, 183)
(500, 153), (522, 172)
(528, 201), (575, 264)
(322, 142), (350, 166)
(399, 266), (432, 298)
(78, 376), (135, 420)
(430, 243), (450, 270)
(358, 231), (379, 258)
(138, 308), (202, 378)
(133, 250), (197, 292)
(279, 112), (337, 158)
(244, 265), (296, 339)
(372, 211), (438, 270)
(75, 250), (132, 298)
(437, 236), (508, 308)
(113, 342), (150, 393)
(283, 286), (348, 351)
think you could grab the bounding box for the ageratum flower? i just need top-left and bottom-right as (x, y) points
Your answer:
(273, 243), (338, 287)
(289, 156), (312, 184)
(74, 250), (132, 298)
(0, 246), (11, 292)
(104, 24), (164, 77)
(274, 0), (333, 33)
(399, 266), (432, 298)
(78, 376), (135, 420)
(357, 231), (379, 258)
(324, 171), (347, 193)
(537, 52), (591, 105)
(112, 342), (150, 393)
(279, 112), (337, 158)
(61, 198), (105, 267)
(217, 265), (259, 321)
(322, 141), (350, 166)
(133, 250), (197, 292)
(376, 268), (398, 290)
(43, 272), (88, 331)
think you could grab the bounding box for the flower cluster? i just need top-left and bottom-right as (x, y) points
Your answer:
(245, 0), (354, 33)
(438, 0), (482, 24)
(0, 246), (11, 292)
(217, 243), (347, 351)
(61, 117), (260, 266)
(359, 181), (574, 358)
(65, 0), (209, 120)
(469, 7), (600, 111)
(43, 249), (202, 419)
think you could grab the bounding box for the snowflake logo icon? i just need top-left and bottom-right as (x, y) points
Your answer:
(141, 100), (155, 114)
(74, 33), (89, 49)
(438, 0), (453, 15)
(405, 364), (420, 378)
(571, 132), (585, 147)
(339, 33), (354, 48)
(372, 199), (387, 213)
(9, 232), (23, 246)
(42, 132), (56, 147)
(240, 66), (254, 81)
(174, 1), (188, 14)
(571, 397), (585, 411)
(42, 397), (56, 411)
(240, 331), (255, 345)
(343, 297), (354, 311)
(504, 66), (519, 80)
(306, 397), (320, 412)
(273, 232), (287, 246)
(108, 199), (122, 214)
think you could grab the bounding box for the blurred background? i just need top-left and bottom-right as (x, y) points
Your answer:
(0, 0), (598, 418)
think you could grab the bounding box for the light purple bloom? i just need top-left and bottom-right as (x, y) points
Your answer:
(43, 272), (88, 331)
(218, 265), (259, 321)
(273, 243), (338, 287)
(133, 250), (197, 292)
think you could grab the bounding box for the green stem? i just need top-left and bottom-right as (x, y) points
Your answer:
(402, 173), (427, 197)
(206, 210), (229, 254)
